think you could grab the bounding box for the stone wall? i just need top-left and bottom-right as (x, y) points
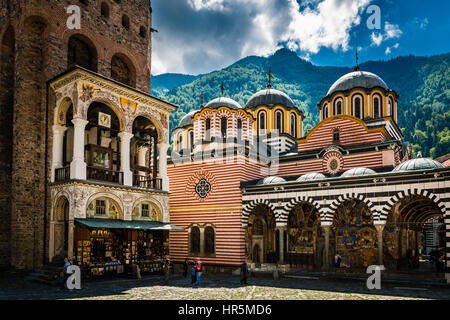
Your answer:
(0, 0), (152, 270)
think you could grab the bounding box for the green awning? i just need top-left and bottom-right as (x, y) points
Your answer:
(75, 218), (184, 231)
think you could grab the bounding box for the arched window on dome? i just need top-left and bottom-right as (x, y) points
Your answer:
(387, 97), (394, 117)
(188, 130), (194, 150)
(237, 119), (242, 141)
(290, 113), (297, 138)
(275, 110), (284, 133)
(220, 117), (227, 139)
(258, 111), (267, 134)
(323, 103), (329, 120)
(177, 133), (183, 152)
(205, 118), (211, 141)
(352, 95), (363, 119)
(334, 98), (343, 116)
(373, 94), (382, 118)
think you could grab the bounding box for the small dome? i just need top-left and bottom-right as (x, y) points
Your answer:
(341, 167), (377, 178)
(393, 158), (444, 172)
(177, 110), (197, 128)
(327, 71), (388, 96)
(256, 176), (286, 185)
(246, 88), (295, 109)
(296, 172), (326, 182)
(204, 97), (242, 110)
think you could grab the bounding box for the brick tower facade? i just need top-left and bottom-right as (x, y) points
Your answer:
(0, 0), (153, 270)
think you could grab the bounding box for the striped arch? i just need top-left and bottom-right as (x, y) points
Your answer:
(280, 196), (323, 223)
(380, 189), (447, 222)
(325, 193), (378, 222)
(242, 199), (277, 227)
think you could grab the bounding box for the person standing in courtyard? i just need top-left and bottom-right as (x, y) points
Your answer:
(61, 257), (71, 290)
(190, 264), (197, 287)
(240, 258), (248, 285)
(195, 258), (203, 287)
(334, 251), (341, 268)
(183, 258), (189, 278)
(163, 259), (170, 283)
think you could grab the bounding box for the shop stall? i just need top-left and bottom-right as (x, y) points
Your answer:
(74, 218), (182, 280)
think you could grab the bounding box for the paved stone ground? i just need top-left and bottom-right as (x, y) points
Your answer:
(1, 274), (450, 300)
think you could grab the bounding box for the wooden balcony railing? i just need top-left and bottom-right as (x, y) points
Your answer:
(133, 174), (162, 190)
(87, 166), (123, 184)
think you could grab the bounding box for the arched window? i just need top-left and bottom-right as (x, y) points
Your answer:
(220, 117), (227, 139)
(139, 26), (147, 38)
(111, 54), (135, 86)
(333, 128), (340, 142)
(122, 15), (130, 29)
(323, 103), (329, 120)
(290, 113), (297, 138)
(352, 95), (363, 119)
(68, 35), (98, 72)
(237, 119), (242, 141)
(177, 133), (183, 152)
(189, 130), (194, 149)
(258, 111), (266, 133)
(275, 110), (283, 133)
(334, 99), (343, 115)
(373, 95), (381, 118)
(204, 226), (215, 255)
(190, 226), (200, 254)
(100, 2), (110, 18)
(387, 97), (393, 117)
(205, 118), (211, 140)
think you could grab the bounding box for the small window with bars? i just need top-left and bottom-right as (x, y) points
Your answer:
(96, 200), (106, 215)
(142, 203), (150, 217)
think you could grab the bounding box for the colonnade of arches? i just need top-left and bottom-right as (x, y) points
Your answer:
(244, 193), (446, 274)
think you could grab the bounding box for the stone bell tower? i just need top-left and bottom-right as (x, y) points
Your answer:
(0, 0), (153, 270)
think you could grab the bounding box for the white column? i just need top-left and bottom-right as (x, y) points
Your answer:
(158, 142), (169, 191)
(51, 125), (67, 182)
(137, 146), (148, 176)
(118, 131), (134, 186)
(70, 118), (89, 180)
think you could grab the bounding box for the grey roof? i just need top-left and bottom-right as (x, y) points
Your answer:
(392, 158), (444, 172)
(296, 172), (326, 182)
(327, 71), (388, 96)
(177, 110), (198, 128)
(204, 97), (242, 110)
(256, 176), (286, 185)
(245, 88), (295, 109)
(341, 167), (377, 178)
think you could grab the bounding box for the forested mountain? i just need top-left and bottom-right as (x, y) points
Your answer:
(151, 49), (450, 158)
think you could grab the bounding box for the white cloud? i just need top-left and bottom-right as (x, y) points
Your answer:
(385, 47), (391, 55)
(152, 0), (373, 75)
(282, 0), (371, 54)
(385, 43), (399, 55)
(370, 32), (383, 46)
(384, 21), (402, 39)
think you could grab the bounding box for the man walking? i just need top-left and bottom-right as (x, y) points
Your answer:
(61, 257), (71, 290)
(240, 259), (248, 285)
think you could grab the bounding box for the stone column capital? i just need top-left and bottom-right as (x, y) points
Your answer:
(52, 124), (68, 133)
(118, 131), (134, 141)
(71, 118), (89, 127)
(321, 222), (332, 228)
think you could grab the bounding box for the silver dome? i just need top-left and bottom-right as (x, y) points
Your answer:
(246, 88), (295, 109)
(256, 176), (286, 185)
(341, 167), (377, 178)
(327, 71), (388, 96)
(204, 97), (242, 110)
(296, 172), (326, 182)
(393, 158), (444, 172)
(177, 110), (197, 128)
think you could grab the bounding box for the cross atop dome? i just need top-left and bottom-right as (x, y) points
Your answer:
(220, 82), (225, 97)
(354, 49), (360, 71)
(198, 93), (204, 107)
(266, 66), (273, 88)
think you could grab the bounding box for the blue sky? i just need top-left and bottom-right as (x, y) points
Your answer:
(151, 0), (450, 75)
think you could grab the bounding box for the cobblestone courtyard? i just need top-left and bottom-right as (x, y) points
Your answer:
(1, 274), (450, 300)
